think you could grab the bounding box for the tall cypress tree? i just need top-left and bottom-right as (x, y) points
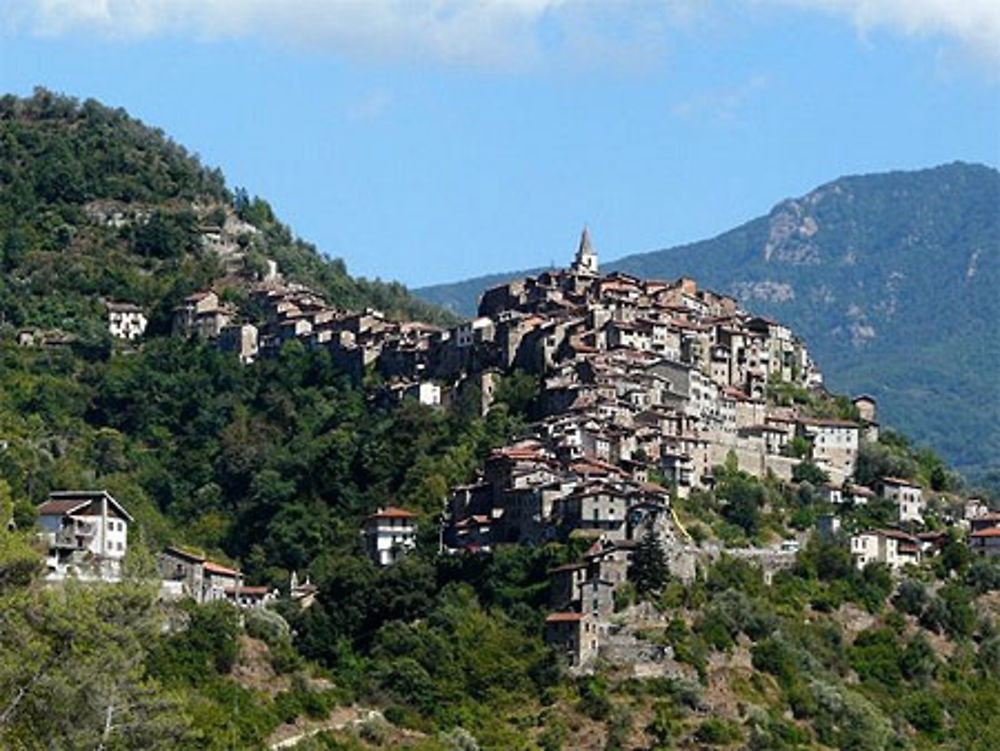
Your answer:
(629, 529), (669, 597)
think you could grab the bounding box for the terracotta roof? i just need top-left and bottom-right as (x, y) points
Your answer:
(203, 560), (241, 577)
(970, 527), (1000, 538)
(882, 476), (920, 487)
(545, 612), (585, 623)
(368, 506), (418, 520)
(226, 585), (269, 595)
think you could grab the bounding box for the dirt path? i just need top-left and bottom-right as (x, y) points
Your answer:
(268, 706), (375, 749)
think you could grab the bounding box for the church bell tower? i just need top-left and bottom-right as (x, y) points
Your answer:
(571, 226), (599, 275)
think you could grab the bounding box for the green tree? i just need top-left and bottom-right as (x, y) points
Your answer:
(629, 530), (670, 598)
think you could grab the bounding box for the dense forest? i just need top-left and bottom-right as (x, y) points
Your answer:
(0, 90), (998, 749)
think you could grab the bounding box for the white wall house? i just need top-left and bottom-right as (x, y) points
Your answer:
(37, 490), (132, 582)
(106, 302), (148, 340)
(405, 381), (442, 407)
(363, 507), (418, 566)
(797, 418), (860, 480)
(850, 529), (921, 571)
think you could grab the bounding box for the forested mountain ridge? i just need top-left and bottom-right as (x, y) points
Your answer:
(0, 88), (454, 337)
(415, 163), (1000, 485)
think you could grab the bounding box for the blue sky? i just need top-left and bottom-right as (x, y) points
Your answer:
(2, 1), (998, 287)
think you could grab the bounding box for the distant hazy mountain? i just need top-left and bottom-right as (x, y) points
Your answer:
(416, 163), (1000, 482)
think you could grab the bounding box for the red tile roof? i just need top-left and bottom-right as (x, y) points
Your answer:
(368, 506), (418, 520)
(203, 560), (241, 577)
(226, 585), (269, 595)
(882, 476), (920, 487)
(545, 612), (585, 623)
(970, 527), (1000, 538)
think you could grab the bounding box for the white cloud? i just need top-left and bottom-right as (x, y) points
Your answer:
(15, 0), (571, 68)
(672, 73), (769, 120)
(8, 0), (1000, 69)
(762, 0), (1000, 65)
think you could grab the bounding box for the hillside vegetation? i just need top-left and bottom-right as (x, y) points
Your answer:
(415, 163), (1000, 487)
(0, 87), (453, 336)
(0, 91), (997, 750)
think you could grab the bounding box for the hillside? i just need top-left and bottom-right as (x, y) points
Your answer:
(414, 163), (1000, 484)
(0, 88), (454, 337)
(0, 91), (998, 751)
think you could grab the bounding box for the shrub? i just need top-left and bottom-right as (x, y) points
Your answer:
(752, 635), (800, 687)
(577, 675), (613, 721)
(440, 727), (480, 751)
(695, 717), (742, 745)
(892, 579), (927, 616)
(850, 629), (902, 688)
(357, 713), (391, 745)
(904, 692), (944, 738)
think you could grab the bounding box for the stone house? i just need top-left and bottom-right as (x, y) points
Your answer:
(174, 290), (233, 339)
(157, 547), (271, 606)
(552, 487), (628, 540)
(545, 612), (603, 667)
(218, 323), (259, 364)
(968, 527), (1000, 559)
(549, 561), (588, 610)
(880, 477), (925, 524)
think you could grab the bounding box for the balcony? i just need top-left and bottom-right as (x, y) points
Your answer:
(48, 522), (96, 550)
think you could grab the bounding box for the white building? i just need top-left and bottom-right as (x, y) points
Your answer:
(850, 529), (921, 571)
(405, 381), (442, 407)
(106, 302), (148, 340)
(797, 418), (860, 480)
(881, 477), (925, 524)
(363, 507), (418, 566)
(37, 490), (132, 582)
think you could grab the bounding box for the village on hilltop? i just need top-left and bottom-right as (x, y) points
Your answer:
(31, 228), (999, 672)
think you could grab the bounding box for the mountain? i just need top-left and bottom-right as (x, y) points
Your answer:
(0, 88), (454, 338)
(415, 163), (1000, 483)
